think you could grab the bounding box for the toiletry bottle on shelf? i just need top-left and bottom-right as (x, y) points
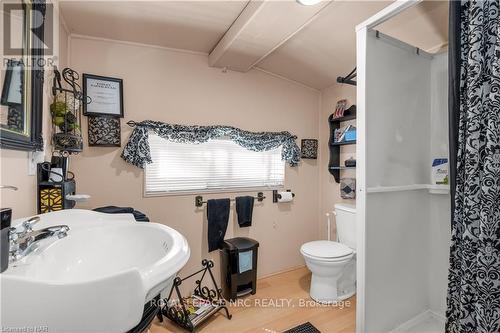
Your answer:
(432, 158), (449, 185)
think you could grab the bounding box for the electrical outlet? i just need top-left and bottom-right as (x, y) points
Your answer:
(28, 151), (45, 176)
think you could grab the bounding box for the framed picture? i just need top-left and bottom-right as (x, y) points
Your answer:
(88, 115), (121, 147)
(83, 74), (123, 117)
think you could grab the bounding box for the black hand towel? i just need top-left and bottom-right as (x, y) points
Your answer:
(207, 198), (230, 252)
(235, 196), (254, 227)
(93, 206), (150, 222)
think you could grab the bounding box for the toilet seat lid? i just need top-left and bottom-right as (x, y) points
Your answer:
(301, 241), (353, 259)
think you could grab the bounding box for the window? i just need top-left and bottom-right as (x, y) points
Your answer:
(145, 134), (285, 196)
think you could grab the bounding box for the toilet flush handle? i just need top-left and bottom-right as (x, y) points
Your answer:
(332, 211), (338, 242)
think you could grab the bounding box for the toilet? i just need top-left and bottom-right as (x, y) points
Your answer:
(301, 203), (356, 303)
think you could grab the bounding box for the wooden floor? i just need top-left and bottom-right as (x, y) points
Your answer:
(150, 267), (356, 333)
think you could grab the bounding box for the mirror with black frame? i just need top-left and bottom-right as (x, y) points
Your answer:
(0, 0), (45, 151)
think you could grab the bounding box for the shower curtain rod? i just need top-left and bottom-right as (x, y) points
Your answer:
(337, 67), (357, 86)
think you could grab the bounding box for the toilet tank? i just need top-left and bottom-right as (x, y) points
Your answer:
(335, 204), (356, 250)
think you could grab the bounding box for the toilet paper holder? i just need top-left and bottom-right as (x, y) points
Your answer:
(272, 190), (295, 203)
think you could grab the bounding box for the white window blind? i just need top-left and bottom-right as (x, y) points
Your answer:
(145, 134), (285, 196)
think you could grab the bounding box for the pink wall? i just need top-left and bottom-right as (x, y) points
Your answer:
(69, 36), (321, 278)
(0, 150), (38, 217)
(318, 83), (356, 240)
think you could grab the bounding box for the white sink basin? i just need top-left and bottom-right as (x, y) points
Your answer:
(1, 209), (190, 332)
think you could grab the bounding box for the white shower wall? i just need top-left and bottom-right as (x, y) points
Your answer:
(428, 52), (451, 319)
(364, 32), (431, 188)
(361, 31), (450, 332)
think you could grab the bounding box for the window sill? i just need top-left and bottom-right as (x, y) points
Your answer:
(143, 186), (284, 198)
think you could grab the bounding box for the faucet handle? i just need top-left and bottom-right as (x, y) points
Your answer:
(22, 216), (40, 232)
(56, 226), (70, 239)
(9, 227), (20, 258)
(8, 227), (19, 242)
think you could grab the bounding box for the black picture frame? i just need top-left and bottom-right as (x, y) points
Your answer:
(83, 74), (124, 118)
(0, 2), (45, 151)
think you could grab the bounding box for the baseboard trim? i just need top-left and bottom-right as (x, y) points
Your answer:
(389, 310), (445, 332)
(258, 265), (306, 280)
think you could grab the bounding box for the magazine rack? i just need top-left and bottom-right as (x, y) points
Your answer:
(161, 259), (232, 332)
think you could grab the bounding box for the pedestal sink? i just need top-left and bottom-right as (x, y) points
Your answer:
(0, 209), (190, 332)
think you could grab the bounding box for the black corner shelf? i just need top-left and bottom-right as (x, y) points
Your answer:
(329, 140), (356, 146)
(328, 109), (357, 183)
(329, 114), (357, 123)
(329, 166), (356, 170)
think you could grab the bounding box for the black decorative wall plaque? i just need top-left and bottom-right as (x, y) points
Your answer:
(301, 139), (318, 159)
(88, 115), (121, 147)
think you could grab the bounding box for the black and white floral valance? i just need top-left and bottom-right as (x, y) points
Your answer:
(121, 120), (301, 168)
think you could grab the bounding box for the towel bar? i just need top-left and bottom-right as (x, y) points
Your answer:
(195, 192), (265, 207)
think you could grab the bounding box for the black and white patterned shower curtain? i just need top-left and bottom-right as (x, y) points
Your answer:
(446, 1), (500, 332)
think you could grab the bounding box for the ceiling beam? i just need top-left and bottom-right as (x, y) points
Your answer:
(209, 0), (330, 72)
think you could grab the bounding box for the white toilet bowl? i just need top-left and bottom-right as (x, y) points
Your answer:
(301, 240), (356, 303)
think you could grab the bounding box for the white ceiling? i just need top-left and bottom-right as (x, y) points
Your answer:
(60, 1), (249, 53)
(208, 0), (330, 72)
(257, 1), (391, 89)
(60, 0), (448, 90)
(376, 0), (449, 53)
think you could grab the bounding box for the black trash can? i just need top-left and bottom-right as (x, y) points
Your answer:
(220, 237), (259, 301)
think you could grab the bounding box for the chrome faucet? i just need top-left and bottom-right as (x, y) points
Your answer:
(9, 216), (70, 262)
